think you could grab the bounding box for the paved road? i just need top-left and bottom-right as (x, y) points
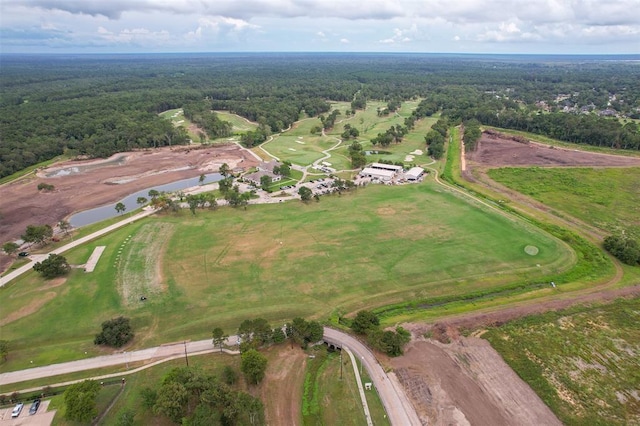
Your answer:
(323, 328), (421, 425)
(1, 328), (419, 425)
(0, 336), (238, 387)
(0, 209), (156, 287)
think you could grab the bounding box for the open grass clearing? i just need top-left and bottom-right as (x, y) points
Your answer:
(0, 181), (572, 369)
(214, 110), (258, 132)
(488, 167), (640, 239)
(265, 134), (336, 166)
(158, 108), (201, 142)
(484, 297), (640, 426)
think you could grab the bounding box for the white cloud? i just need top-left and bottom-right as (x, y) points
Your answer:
(97, 27), (172, 45)
(379, 26), (416, 44)
(1, 0), (639, 53)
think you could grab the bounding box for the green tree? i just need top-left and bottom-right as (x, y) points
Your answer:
(0, 340), (9, 363)
(260, 174), (272, 191)
(212, 327), (228, 352)
(186, 195), (199, 216)
(32, 254), (70, 278)
(350, 310), (380, 334)
(2, 242), (19, 255)
(298, 186), (312, 202)
(199, 174), (206, 184)
(218, 177), (233, 196)
(153, 381), (188, 423)
(136, 196), (148, 208)
(94, 316), (134, 348)
(219, 163), (230, 177)
(222, 365), (238, 385)
(58, 220), (71, 236)
(148, 189), (160, 199)
(21, 224), (53, 246)
(241, 349), (268, 385)
(115, 202), (126, 215)
(64, 380), (101, 423)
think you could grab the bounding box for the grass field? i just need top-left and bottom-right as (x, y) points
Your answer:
(484, 298), (640, 425)
(214, 110), (258, 132)
(0, 180), (572, 370)
(262, 100), (437, 170)
(488, 167), (640, 239)
(302, 346), (389, 425)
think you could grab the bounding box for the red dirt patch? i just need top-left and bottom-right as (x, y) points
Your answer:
(0, 144), (258, 272)
(258, 344), (307, 425)
(392, 338), (561, 426)
(467, 131), (640, 168)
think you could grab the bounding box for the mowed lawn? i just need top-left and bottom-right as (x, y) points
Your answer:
(0, 182), (571, 370)
(488, 167), (640, 238)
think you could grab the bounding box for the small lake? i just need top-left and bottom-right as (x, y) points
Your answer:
(69, 173), (222, 227)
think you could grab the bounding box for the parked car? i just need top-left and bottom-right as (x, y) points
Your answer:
(18, 251), (29, 257)
(12, 402), (24, 418)
(29, 399), (40, 415)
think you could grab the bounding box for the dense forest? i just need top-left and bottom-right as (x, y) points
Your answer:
(1, 53), (639, 178)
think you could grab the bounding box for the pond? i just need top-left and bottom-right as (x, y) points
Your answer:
(69, 173), (222, 227)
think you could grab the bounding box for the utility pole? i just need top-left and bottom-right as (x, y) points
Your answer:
(183, 341), (189, 367)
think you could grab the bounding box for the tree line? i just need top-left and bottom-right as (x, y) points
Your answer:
(2, 54), (639, 178)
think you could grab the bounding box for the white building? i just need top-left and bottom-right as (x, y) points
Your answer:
(359, 167), (396, 181)
(405, 167), (424, 181)
(370, 163), (403, 172)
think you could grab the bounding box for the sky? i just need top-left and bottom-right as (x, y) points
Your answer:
(1, 0), (639, 54)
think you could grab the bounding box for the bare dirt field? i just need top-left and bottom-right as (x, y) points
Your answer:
(392, 337), (562, 426)
(258, 345), (307, 425)
(0, 144), (258, 272)
(466, 131), (640, 168)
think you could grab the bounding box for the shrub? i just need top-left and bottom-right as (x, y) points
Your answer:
(94, 317), (134, 348)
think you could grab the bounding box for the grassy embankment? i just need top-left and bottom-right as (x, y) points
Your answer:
(301, 347), (389, 425)
(484, 297), (640, 426)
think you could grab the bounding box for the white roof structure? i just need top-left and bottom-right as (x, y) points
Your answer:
(405, 167), (424, 180)
(370, 162), (403, 172)
(359, 167), (396, 181)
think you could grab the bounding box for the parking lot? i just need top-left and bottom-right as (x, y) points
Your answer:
(0, 401), (54, 426)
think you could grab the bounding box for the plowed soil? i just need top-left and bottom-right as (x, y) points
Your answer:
(392, 337), (562, 426)
(0, 144), (258, 271)
(467, 131), (640, 168)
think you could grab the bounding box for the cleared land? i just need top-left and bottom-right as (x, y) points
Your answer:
(392, 337), (561, 425)
(467, 131), (640, 168)
(484, 298), (640, 426)
(0, 144), (258, 272)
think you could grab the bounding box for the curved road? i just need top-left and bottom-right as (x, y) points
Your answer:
(0, 328), (420, 425)
(324, 328), (421, 425)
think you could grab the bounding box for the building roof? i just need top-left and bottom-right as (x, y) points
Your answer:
(359, 167), (396, 179)
(257, 160), (281, 172)
(370, 162), (403, 171)
(245, 170), (279, 183)
(405, 167), (424, 179)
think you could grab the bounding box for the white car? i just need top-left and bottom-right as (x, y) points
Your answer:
(12, 402), (24, 418)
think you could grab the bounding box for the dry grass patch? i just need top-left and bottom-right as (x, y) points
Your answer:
(1, 291), (56, 326)
(117, 222), (174, 306)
